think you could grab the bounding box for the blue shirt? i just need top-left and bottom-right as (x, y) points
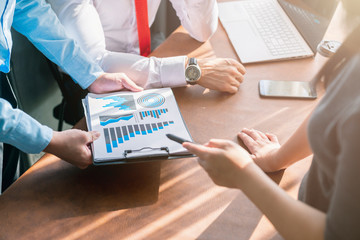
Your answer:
(0, 0), (104, 153)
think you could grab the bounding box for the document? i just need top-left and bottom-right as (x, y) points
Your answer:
(83, 88), (193, 165)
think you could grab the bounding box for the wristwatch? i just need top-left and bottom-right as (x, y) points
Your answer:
(185, 58), (201, 85)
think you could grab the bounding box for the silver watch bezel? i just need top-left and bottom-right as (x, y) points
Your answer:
(185, 58), (201, 85)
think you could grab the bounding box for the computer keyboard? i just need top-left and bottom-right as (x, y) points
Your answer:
(242, 0), (305, 56)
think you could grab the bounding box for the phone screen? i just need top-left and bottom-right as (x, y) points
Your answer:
(258, 80), (317, 99)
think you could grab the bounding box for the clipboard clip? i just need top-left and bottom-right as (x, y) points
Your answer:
(123, 147), (169, 159)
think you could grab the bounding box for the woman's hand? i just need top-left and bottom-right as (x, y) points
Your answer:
(238, 128), (282, 172)
(183, 139), (253, 189)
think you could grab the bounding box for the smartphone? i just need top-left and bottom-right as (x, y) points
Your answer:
(258, 80), (317, 99)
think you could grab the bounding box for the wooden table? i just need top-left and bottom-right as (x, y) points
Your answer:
(0, 2), (351, 240)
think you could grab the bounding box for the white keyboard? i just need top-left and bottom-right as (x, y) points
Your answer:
(242, 0), (305, 56)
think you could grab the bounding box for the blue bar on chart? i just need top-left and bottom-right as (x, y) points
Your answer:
(134, 124), (141, 135)
(122, 126), (129, 141)
(140, 124), (146, 135)
(109, 128), (118, 148)
(104, 128), (112, 153)
(157, 122), (163, 129)
(146, 124), (152, 134)
(128, 125), (135, 137)
(103, 121), (175, 153)
(139, 108), (168, 120)
(115, 127), (123, 144)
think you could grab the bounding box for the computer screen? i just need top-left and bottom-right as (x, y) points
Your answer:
(279, 0), (339, 52)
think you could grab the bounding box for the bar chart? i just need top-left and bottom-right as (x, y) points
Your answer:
(139, 108), (168, 120)
(103, 121), (175, 153)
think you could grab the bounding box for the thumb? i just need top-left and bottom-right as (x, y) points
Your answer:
(121, 74), (143, 92)
(86, 131), (100, 144)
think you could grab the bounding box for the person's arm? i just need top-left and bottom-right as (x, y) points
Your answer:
(12, 0), (142, 93)
(43, 129), (99, 169)
(46, 0), (245, 93)
(0, 99), (98, 168)
(238, 114), (313, 172)
(169, 0), (218, 42)
(183, 140), (326, 240)
(0, 99), (52, 154)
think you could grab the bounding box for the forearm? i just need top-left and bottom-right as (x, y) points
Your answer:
(239, 162), (325, 240)
(0, 99), (52, 154)
(101, 51), (187, 89)
(275, 114), (313, 168)
(13, 0), (103, 89)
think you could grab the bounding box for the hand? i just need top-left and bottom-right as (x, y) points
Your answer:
(44, 129), (100, 169)
(183, 139), (253, 189)
(88, 72), (143, 94)
(197, 58), (246, 94)
(238, 128), (282, 172)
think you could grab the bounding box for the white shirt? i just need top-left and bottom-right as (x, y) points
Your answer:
(47, 0), (219, 89)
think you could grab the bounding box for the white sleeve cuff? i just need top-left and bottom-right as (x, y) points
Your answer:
(159, 56), (187, 88)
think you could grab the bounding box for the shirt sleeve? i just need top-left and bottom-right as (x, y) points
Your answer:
(11, 0), (104, 89)
(325, 107), (360, 240)
(169, 0), (218, 42)
(0, 99), (52, 154)
(101, 52), (187, 89)
(45, 0), (187, 89)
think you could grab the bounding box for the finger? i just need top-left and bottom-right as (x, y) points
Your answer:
(182, 142), (212, 159)
(225, 85), (239, 94)
(241, 128), (262, 140)
(254, 129), (268, 139)
(234, 74), (244, 83)
(77, 161), (91, 169)
(266, 133), (279, 143)
(237, 132), (256, 149)
(120, 74), (143, 92)
(230, 78), (241, 87)
(207, 139), (233, 149)
(227, 58), (246, 75)
(84, 131), (100, 144)
(90, 131), (101, 142)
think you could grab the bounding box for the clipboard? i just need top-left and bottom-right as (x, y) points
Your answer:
(82, 88), (194, 165)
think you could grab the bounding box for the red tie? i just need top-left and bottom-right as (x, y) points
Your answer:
(135, 0), (151, 57)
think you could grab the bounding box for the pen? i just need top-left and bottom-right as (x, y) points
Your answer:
(166, 134), (192, 144)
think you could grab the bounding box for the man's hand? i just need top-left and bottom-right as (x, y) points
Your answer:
(197, 58), (246, 93)
(88, 72), (143, 93)
(44, 129), (100, 169)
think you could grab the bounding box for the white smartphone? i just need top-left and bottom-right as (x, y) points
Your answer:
(258, 80), (317, 99)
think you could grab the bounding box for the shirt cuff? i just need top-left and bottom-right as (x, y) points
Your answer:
(65, 53), (104, 90)
(6, 110), (53, 154)
(160, 56), (187, 87)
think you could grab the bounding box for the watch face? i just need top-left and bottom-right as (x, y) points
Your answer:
(186, 66), (201, 81)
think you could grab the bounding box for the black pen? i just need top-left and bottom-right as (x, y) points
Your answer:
(166, 133), (193, 145)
